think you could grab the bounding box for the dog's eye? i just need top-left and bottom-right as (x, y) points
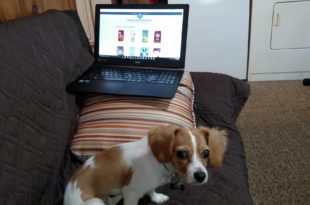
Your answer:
(202, 150), (209, 158)
(176, 150), (188, 160)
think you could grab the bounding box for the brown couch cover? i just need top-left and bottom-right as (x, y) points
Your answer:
(0, 10), (253, 205)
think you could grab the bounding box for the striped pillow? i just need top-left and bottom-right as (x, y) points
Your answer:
(71, 72), (196, 158)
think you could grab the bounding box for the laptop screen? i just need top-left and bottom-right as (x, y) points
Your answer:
(94, 4), (189, 68)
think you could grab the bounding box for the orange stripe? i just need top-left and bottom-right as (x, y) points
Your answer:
(73, 135), (143, 140)
(71, 72), (195, 157)
(73, 139), (133, 144)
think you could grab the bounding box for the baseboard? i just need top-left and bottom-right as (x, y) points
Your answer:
(248, 71), (310, 81)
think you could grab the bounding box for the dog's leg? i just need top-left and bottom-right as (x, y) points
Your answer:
(103, 195), (123, 205)
(123, 192), (140, 205)
(84, 198), (106, 205)
(148, 191), (169, 204)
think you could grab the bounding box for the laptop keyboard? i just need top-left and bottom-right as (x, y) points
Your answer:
(85, 67), (178, 84)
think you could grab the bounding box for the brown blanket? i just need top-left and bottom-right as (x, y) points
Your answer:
(0, 10), (253, 205)
(0, 11), (94, 205)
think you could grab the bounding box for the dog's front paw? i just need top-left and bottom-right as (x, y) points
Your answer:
(149, 191), (169, 204)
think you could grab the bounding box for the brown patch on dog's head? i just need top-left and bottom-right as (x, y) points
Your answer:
(169, 127), (196, 180)
(189, 127), (209, 167)
(197, 126), (227, 167)
(149, 125), (228, 184)
(148, 125), (181, 163)
(148, 125), (207, 182)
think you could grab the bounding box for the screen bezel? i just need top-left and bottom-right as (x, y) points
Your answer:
(94, 4), (189, 69)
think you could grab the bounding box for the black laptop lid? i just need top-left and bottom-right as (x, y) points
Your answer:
(94, 4), (189, 69)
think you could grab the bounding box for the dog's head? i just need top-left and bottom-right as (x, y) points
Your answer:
(148, 125), (227, 184)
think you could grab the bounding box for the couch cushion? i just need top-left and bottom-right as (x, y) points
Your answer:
(192, 72), (250, 129)
(0, 11), (94, 205)
(71, 72), (195, 158)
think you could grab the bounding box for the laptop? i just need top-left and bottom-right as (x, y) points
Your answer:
(67, 4), (189, 98)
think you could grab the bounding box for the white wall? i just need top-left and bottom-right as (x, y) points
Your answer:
(75, 0), (111, 45)
(169, 0), (249, 79)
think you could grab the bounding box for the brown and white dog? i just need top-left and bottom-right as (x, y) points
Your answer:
(64, 125), (227, 205)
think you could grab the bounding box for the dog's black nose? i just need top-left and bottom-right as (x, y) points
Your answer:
(194, 171), (206, 183)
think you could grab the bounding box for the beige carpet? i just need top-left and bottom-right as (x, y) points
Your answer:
(236, 80), (310, 205)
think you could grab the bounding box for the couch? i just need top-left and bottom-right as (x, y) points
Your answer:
(0, 10), (253, 205)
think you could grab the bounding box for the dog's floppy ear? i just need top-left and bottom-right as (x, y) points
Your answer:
(148, 125), (180, 163)
(199, 126), (227, 168)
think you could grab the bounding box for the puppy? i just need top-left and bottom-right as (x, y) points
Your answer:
(64, 125), (227, 205)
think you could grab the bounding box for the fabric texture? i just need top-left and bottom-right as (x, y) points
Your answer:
(146, 72), (253, 205)
(71, 72), (195, 158)
(0, 11), (94, 205)
(0, 8), (253, 205)
(70, 72), (253, 205)
(63, 10), (93, 53)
